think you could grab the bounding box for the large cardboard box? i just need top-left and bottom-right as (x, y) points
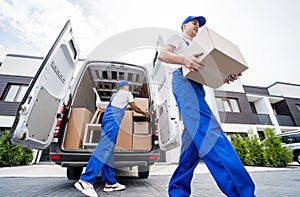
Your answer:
(182, 26), (248, 89)
(64, 108), (92, 149)
(116, 111), (133, 150)
(133, 134), (152, 150)
(133, 98), (148, 117)
(133, 121), (149, 134)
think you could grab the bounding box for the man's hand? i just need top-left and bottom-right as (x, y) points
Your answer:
(183, 52), (205, 71)
(143, 109), (150, 119)
(224, 73), (242, 84)
(129, 101), (149, 119)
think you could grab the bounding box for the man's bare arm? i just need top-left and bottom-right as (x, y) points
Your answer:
(128, 101), (149, 118)
(158, 45), (204, 71)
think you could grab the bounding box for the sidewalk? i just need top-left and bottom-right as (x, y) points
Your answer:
(0, 162), (297, 178)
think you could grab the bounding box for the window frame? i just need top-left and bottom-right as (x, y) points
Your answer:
(1, 83), (29, 102)
(296, 104), (300, 114)
(216, 97), (241, 113)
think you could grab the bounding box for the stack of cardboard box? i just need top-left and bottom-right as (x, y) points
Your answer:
(133, 98), (151, 150)
(116, 98), (151, 151)
(79, 98), (151, 151)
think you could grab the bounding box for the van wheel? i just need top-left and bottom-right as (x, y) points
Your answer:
(67, 166), (83, 180)
(138, 166), (149, 179)
(296, 152), (300, 164)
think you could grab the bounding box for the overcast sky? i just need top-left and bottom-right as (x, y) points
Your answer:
(0, 0), (299, 87)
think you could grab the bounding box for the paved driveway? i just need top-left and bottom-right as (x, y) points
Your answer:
(0, 164), (299, 196)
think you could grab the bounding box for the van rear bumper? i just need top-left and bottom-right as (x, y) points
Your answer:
(49, 143), (160, 168)
(60, 160), (154, 168)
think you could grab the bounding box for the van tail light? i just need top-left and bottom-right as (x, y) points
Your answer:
(149, 155), (159, 161)
(50, 153), (61, 161)
(54, 106), (65, 138)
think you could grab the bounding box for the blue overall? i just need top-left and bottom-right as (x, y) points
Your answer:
(80, 95), (126, 185)
(168, 68), (256, 197)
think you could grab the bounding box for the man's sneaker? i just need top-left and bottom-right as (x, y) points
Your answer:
(103, 182), (126, 192)
(74, 179), (98, 197)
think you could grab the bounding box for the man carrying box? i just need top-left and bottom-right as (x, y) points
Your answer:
(158, 16), (256, 197)
(74, 80), (149, 197)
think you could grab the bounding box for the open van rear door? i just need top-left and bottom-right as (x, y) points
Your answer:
(9, 20), (79, 150)
(153, 55), (182, 151)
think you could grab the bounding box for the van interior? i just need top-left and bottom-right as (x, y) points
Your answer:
(62, 62), (151, 152)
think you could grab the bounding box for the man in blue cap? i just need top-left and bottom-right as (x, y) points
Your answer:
(75, 80), (149, 197)
(158, 16), (256, 197)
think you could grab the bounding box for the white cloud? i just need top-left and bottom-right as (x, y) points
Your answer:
(0, 0), (107, 58)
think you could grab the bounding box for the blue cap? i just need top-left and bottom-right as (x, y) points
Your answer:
(181, 16), (206, 30)
(118, 80), (129, 88)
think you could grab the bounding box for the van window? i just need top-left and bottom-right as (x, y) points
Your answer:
(294, 134), (300, 143)
(281, 136), (294, 144)
(281, 134), (300, 144)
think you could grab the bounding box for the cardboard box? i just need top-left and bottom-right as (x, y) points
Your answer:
(115, 129), (132, 150)
(133, 121), (149, 134)
(64, 108), (92, 149)
(133, 134), (152, 150)
(182, 26), (248, 89)
(116, 111), (133, 150)
(133, 98), (148, 117)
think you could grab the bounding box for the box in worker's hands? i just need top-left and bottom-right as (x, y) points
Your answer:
(182, 26), (248, 89)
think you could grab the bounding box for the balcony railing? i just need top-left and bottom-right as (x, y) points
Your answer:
(252, 114), (272, 125)
(275, 115), (295, 126)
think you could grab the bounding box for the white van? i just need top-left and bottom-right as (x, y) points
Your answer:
(276, 130), (300, 164)
(9, 21), (181, 180)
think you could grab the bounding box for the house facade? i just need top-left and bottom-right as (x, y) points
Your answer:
(0, 54), (42, 128)
(214, 82), (300, 141)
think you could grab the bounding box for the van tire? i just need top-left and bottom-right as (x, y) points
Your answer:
(296, 152), (300, 164)
(67, 166), (83, 180)
(138, 166), (149, 179)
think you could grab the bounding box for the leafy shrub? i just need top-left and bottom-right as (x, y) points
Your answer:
(231, 134), (248, 162)
(231, 128), (293, 167)
(0, 130), (33, 167)
(40, 147), (50, 161)
(231, 133), (265, 166)
(262, 128), (293, 167)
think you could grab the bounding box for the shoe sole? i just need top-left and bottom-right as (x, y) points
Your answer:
(74, 182), (98, 197)
(103, 187), (126, 192)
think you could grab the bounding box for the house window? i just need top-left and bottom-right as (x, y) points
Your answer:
(216, 97), (240, 112)
(296, 104), (300, 113)
(2, 84), (28, 102)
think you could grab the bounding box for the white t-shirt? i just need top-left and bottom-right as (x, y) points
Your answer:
(110, 90), (134, 109)
(166, 34), (190, 55)
(165, 34), (190, 71)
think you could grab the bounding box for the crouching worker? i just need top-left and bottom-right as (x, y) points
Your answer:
(75, 80), (149, 197)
